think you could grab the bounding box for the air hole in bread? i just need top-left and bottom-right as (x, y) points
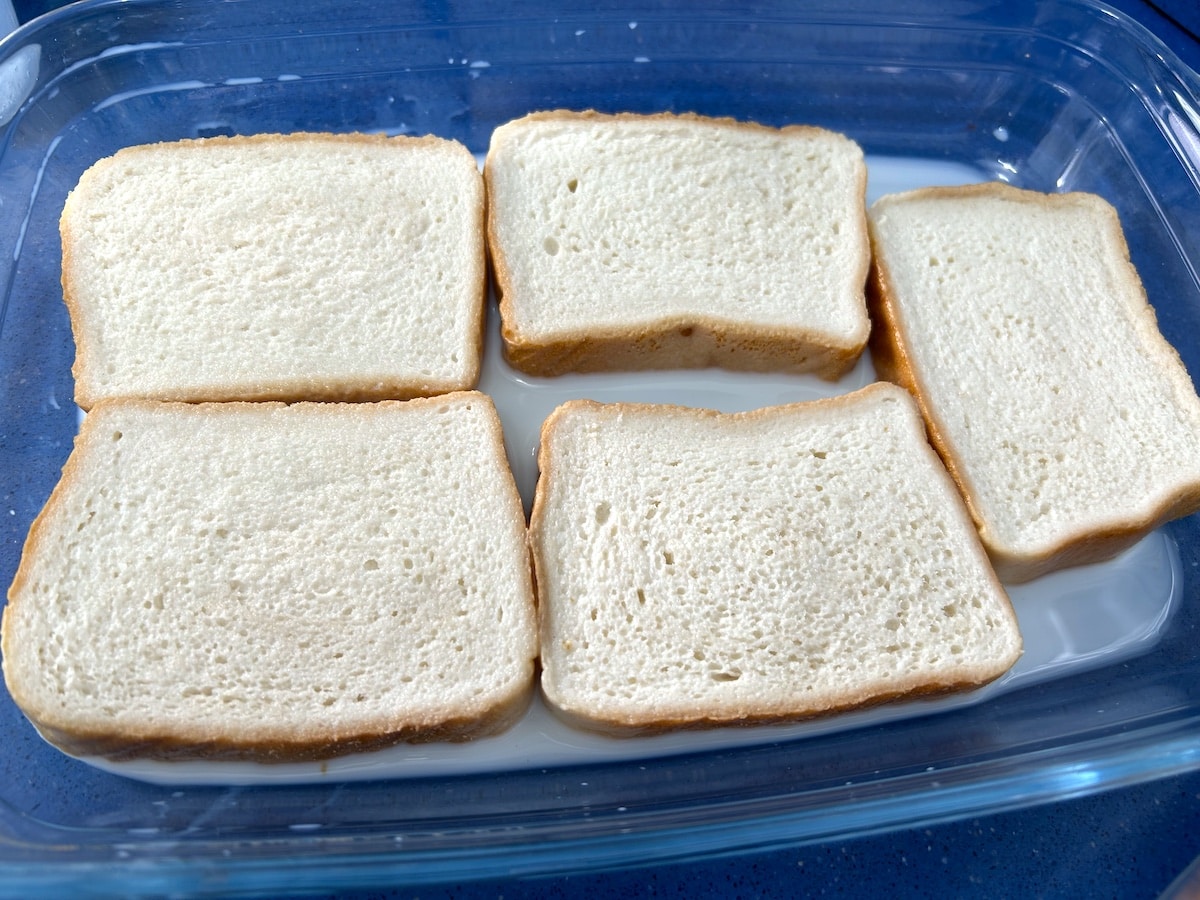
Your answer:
(543, 236), (559, 256)
(594, 501), (610, 524)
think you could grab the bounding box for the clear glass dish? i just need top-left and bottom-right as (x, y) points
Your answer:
(2, 0), (1200, 893)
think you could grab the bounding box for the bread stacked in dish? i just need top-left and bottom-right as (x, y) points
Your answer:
(5, 111), (1200, 762)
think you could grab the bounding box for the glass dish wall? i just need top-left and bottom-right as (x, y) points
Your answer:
(1, 0), (1199, 894)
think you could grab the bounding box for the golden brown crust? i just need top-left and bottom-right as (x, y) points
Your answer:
(539, 674), (997, 738)
(25, 684), (534, 763)
(500, 316), (862, 380)
(62, 132), (485, 410)
(73, 379), (484, 411)
(2, 392), (537, 763)
(867, 182), (1200, 583)
(484, 110), (870, 380)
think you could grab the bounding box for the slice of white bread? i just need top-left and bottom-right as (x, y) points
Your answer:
(484, 110), (871, 378)
(1, 392), (537, 762)
(868, 183), (1200, 582)
(530, 383), (1022, 734)
(61, 132), (485, 409)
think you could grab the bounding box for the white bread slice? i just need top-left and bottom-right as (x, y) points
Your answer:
(868, 183), (1200, 583)
(484, 110), (870, 378)
(530, 383), (1022, 734)
(1, 392), (537, 762)
(61, 132), (485, 410)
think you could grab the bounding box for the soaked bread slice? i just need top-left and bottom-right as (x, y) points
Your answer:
(2, 393), (537, 761)
(485, 110), (871, 378)
(62, 132), (486, 408)
(530, 383), (1022, 734)
(868, 183), (1200, 581)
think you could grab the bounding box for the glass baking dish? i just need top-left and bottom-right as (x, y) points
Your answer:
(2, 0), (1200, 893)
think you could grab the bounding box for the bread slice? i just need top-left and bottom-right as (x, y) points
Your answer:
(61, 132), (486, 409)
(868, 183), (1200, 582)
(484, 110), (870, 378)
(1, 392), (537, 762)
(530, 383), (1022, 734)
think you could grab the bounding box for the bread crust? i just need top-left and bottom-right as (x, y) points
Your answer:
(530, 385), (1021, 734)
(539, 678), (995, 737)
(2, 393), (538, 762)
(485, 110), (870, 379)
(20, 690), (535, 763)
(867, 182), (1200, 582)
(62, 132), (487, 409)
(499, 315), (863, 379)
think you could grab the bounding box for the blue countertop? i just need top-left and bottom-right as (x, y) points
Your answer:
(299, 768), (1200, 898)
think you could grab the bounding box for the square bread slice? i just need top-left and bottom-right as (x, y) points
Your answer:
(484, 110), (871, 378)
(1, 392), (537, 762)
(530, 383), (1022, 734)
(868, 183), (1200, 582)
(61, 132), (486, 409)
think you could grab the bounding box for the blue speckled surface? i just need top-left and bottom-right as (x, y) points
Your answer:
(290, 768), (1200, 897)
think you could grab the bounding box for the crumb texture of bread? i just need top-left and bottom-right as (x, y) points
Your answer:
(485, 110), (870, 378)
(62, 132), (485, 408)
(1, 393), (537, 761)
(868, 183), (1200, 582)
(531, 383), (1022, 733)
